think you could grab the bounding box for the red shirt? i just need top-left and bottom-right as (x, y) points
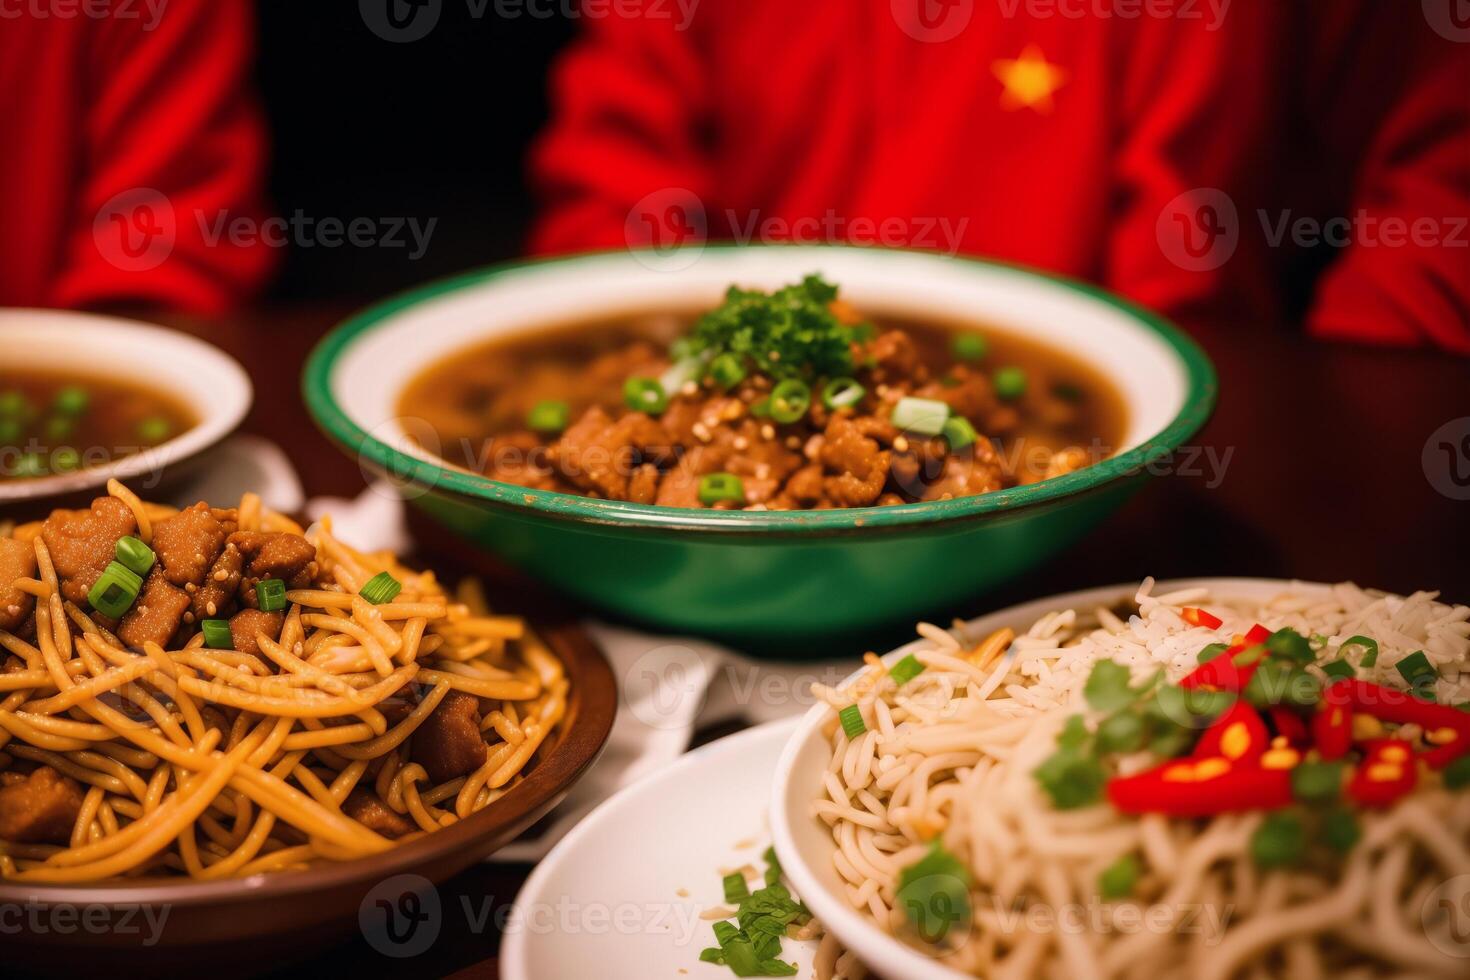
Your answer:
(530, 1), (1470, 353)
(0, 0), (275, 314)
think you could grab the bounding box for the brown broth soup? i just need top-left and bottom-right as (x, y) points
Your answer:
(0, 370), (196, 480)
(398, 289), (1127, 510)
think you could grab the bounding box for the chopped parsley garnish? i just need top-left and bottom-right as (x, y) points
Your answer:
(896, 840), (972, 945)
(700, 849), (808, 976)
(677, 275), (857, 383)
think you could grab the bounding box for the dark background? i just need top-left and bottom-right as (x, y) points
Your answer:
(254, 2), (574, 302)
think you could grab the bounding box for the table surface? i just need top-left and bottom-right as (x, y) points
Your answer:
(179, 305), (1469, 979)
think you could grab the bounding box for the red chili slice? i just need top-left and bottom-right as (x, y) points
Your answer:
(1347, 739), (1419, 807)
(1107, 757), (1293, 816)
(1195, 700), (1270, 763)
(1179, 624), (1274, 692)
(1313, 681), (1354, 761)
(1267, 706), (1310, 747)
(1340, 680), (1470, 769)
(1181, 607), (1223, 630)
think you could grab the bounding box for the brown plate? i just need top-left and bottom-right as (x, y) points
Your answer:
(0, 600), (616, 962)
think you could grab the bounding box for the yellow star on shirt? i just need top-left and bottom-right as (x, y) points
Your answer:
(992, 44), (1068, 113)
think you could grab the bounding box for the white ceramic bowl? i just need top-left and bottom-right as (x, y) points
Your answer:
(0, 309), (252, 506)
(768, 577), (1334, 980)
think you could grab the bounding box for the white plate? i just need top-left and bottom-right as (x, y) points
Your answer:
(769, 578), (1337, 980)
(502, 718), (818, 980)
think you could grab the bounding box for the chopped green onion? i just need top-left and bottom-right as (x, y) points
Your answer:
(762, 845), (782, 887)
(8, 453), (45, 478)
(1320, 659), (1355, 681)
(1395, 650), (1437, 694)
(53, 386), (89, 416)
(1340, 635), (1379, 667)
(891, 397), (949, 436)
(1051, 381), (1084, 403)
(951, 333), (988, 362)
(526, 400), (571, 434)
(993, 367), (1028, 401)
(359, 571), (401, 605)
(0, 391), (29, 419)
(1250, 813), (1305, 868)
(708, 353), (746, 390)
(623, 377), (669, 415)
(749, 396), (771, 419)
(136, 416), (172, 443)
(889, 654), (926, 686)
(1321, 806), (1361, 853)
(50, 447), (80, 472)
(845, 322), (876, 343)
(698, 948), (725, 965)
(0, 418), (21, 444)
(821, 377), (865, 411)
(1266, 628), (1313, 664)
(1098, 854), (1140, 899)
(1291, 761), (1344, 804)
(660, 356), (706, 395)
(256, 578), (287, 612)
(1443, 756), (1470, 791)
(768, 379), (811, 424)
(896, 841), (972, 944)
(838, 704), (866, 739)
(697, 473), (746, 506)
(201, 619), (234, 650)
(44, 416), (74, 441)
(723, 872), (750, 904)
(87, 561), (142, 619)
(1244, 661), (1320, 708)
(114, 536), (156, 577)
(1197, 643), (1230, 664)
(941, 416), (977, 451)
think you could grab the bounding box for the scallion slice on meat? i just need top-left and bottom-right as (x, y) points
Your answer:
(993, 366), (1028, 401)
(838, 703), (866, 739)
(889, 653), (926, 686)
(697, 473), (745, 506)
(359, 571), (402, 605)
(951, 332), (988, 362)
(136, 416), (172, 444)
(892, 397), (949, 436)
(821, 377), (865, 411)
(256, 578), (288, 612)
(53, 385), (89, 416)
(660, 356), (706, 395)
(87, 561), (142, 619)
(768, 379), (811, 424)
(941, 416), (977, 451)
(708, 353), (746, 390)
(526, 400), (571, 435)
(623, 377), (669, 415)
(200, 619), (233, 650)
(114, 536), (156, 577)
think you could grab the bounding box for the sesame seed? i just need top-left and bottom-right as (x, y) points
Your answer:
(893, 436), (910, 452)
(692, 422), (712, 443)
(754, 464), (771, 480)
(733, 436), (749, 451)
(760, 424), (776, 441)
(785, 436), (801, 450)
(206, 601), (217, 616)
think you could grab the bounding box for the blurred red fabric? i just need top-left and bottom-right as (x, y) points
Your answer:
(530, 1), (1470, 353)
(0, 0), (276, 314)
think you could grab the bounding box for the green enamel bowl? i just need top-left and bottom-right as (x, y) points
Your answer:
(304, 246), (1215, 648)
